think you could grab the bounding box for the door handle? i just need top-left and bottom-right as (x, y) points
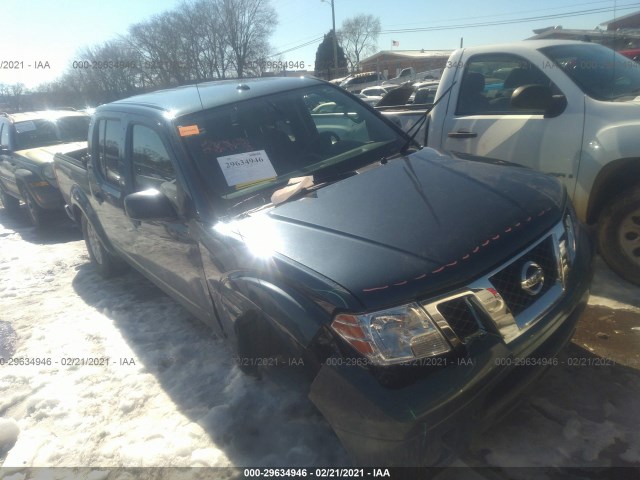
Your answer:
(448, 131), (478, 139)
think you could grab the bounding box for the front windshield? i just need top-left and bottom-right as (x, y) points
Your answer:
(540, 43), (640, 101)
(14, 115), (90, 150)
(178, 84), (404, 209)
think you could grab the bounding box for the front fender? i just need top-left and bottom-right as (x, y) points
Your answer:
(219, 272), (331, 349)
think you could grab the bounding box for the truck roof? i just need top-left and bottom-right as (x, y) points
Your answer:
(106, 76), (325, 117)
(455, 39), (598, 55)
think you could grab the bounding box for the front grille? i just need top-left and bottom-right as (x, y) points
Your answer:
(489, 236), (558, 316)
(422, 221), (570, 346)
(436, 296), (480, 341)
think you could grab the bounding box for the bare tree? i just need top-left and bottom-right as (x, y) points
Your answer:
(189, 0), (234, 80)
(219, 0), (277, 78)
(127, 14), (186, 87)
(32, 0), (278, 106)
(339, 14), (381, 72)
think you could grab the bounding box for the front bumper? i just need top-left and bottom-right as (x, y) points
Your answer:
(309, 225), (594, 466)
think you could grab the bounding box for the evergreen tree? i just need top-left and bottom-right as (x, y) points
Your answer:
(314, 30), (348, 79)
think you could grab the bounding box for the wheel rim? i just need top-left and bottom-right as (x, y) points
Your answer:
(24, 192), (39, 224)
(86, 221), (104, 265)
(618, 207), (640, 266)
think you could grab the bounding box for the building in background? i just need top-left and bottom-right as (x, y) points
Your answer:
(359, 50), (453, 79)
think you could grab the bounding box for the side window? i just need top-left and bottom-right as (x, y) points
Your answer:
(95, 119), (122, 186)
(456, 54), (558, 115)
(131, 125), (176, 192)
(0, 124), (8, 149)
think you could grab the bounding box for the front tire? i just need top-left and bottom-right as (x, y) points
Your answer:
(19, 186), (46, 228)
(81, 215), (127, 278)
(597, 186), (640, 286)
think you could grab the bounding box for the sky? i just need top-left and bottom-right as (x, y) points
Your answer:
(1, 0), (639, 88)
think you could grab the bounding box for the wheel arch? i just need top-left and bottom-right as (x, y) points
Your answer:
(586, 157), (640, 225)
(14, 169), (39, 197)
(219, 273), (332, 369)
(70, 184), (120, 256)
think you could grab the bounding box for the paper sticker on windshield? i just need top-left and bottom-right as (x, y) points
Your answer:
(15, 121), (37, 133)
(217, 150), (277, 187)
(178, 125), (200, 137)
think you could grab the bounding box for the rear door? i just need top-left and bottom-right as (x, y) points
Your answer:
(441, 52), (584, 193)
(89, 116), (133, 249)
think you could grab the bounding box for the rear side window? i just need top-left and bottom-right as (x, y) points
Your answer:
(95, 119), (122, 186)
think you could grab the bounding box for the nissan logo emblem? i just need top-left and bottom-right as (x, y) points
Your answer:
(520, 261), (545, 296)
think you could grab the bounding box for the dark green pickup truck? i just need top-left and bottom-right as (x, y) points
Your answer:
(53, 77), (593, 466)
(0, 110), (89, 227)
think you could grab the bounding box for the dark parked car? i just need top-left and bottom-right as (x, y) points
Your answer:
(0, 110), (89, 226)
(54, 77), (593, 465)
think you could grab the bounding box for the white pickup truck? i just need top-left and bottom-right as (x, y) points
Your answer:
(379, 40), (640, 286)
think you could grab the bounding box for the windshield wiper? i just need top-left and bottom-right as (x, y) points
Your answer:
(396, 80), (458, 157)
(228, 171), (360, 217)
(227, 192), (270, 217)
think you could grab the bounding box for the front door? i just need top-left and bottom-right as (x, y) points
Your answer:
(124, 121), (215, 325)
(441, 52), (584, 194)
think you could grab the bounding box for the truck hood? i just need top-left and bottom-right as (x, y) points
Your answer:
(224, 148), (565, 311)
(15, 142), (87, 165)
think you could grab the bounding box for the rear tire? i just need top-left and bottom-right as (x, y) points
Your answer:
(0, 186), (20, 214)
(597, 186), (640, 286)
(81, 215), (127, 278)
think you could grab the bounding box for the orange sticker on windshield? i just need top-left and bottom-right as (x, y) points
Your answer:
(178, 125), (200, 136)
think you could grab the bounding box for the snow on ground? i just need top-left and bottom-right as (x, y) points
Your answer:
(0, 213), (346, 468)
(589, 257), (640, 313)
(1, 208), (639, 473)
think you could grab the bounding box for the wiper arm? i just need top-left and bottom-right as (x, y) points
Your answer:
(229, 171), (359, 216)
(228, 192), (269, 217)
(270, 170), (360, 207)
(397, 80), (458, 156)
(398, 114), (428, 156)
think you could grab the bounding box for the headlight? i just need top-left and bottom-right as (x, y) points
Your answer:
(331, 303), (451, 366)
(557, 202), (578, 287)
(42, 163), (57, 186)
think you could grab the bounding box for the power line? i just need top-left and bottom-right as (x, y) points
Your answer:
(268, 2), (640, 59)
(380, 3), (640, 34)
(382, 0), (617, 29)
(272, 36), (325, 57)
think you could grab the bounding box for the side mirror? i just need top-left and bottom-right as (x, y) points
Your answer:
(124, 189), (177, 221)
(511, 84), (567, 118)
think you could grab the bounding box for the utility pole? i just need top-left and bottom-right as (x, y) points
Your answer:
(331, 0), (338, 74)
(322, 0), (339, 78)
